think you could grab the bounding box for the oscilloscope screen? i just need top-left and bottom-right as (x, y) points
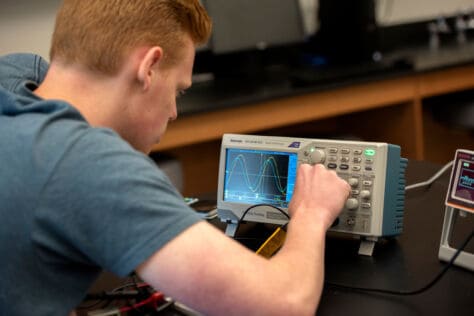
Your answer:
(223, 148), (298, 208)
(448, 158), (474, 212)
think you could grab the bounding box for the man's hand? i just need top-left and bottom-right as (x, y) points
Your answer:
(288, 163), (351, 231)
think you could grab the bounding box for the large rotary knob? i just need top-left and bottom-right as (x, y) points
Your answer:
(309, 148), (326, 165)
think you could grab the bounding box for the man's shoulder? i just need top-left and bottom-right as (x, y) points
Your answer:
(0, 53), (49, 93)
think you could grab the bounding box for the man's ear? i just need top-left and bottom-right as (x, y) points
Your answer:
(137, 46), (164, 91)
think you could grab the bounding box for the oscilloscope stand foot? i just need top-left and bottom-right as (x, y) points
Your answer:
(438, 207), (474, 271)
(358, 237), (378, 256)
(224, 222), (239, 238)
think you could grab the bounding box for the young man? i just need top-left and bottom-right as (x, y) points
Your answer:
(0, 1), (350, 315)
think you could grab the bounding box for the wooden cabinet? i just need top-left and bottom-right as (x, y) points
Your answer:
(152, 64), (474, 195)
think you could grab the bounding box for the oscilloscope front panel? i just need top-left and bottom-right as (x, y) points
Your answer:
(217, 134), (407, 239)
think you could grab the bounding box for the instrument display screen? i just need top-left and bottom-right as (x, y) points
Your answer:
(447, 150), (474, 213)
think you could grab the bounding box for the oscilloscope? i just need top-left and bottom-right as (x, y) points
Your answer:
(216, 134), (408, 256)
(439, 149), (474, 271)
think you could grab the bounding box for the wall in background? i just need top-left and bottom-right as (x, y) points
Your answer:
(1, 0), (473, 59)
(376, 0), (473, 26)
(0, 0), (61, 59)
(299, 0), (474, 33)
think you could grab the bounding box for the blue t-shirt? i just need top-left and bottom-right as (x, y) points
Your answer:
(0, 53), (202, 315)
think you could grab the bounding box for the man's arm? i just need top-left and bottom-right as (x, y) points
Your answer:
(137, 164), (350, 316)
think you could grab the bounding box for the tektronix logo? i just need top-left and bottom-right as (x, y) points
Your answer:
(288, 142), (301, 148)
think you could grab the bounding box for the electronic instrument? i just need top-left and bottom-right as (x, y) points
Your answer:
(216, 134), (408, 255)
(439, 149), (474, 271)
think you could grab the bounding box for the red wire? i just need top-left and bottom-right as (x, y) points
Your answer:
(119, 292), (164, 313)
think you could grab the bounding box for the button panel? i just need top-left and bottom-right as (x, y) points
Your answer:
(300, 143), (378, 234)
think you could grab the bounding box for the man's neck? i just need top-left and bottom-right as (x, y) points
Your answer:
(34, 62), (131, 129)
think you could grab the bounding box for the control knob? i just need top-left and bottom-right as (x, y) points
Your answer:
(345, 198), (359, 210)
(348, 178), (359, 187)
(309, 148), (326, 164)
(360, 190), (371, 199)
